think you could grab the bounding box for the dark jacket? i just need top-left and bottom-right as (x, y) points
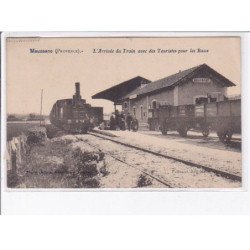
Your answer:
(126, 114), (133, 123)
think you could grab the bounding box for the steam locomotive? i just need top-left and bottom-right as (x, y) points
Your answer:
(50, 82), (103, 133)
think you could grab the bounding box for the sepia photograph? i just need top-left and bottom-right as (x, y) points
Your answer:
(1, 1), (250, 248)
(4, 35), (241, 189)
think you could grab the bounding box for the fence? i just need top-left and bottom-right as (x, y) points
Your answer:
(6, 135), (28, 174)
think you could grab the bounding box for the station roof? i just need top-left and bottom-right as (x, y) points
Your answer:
(121, 64), (236, 100)
(92, 76), (151, 103)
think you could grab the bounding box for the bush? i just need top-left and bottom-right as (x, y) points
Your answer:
(68, 146), (106, 188)
(26, 127), (47, 146)
(137, 174), (152, 187)
(46, 124), (66, 139)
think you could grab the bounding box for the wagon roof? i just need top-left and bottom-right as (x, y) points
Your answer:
(122, 63), (236, 99)
(92, 76), (151, 103)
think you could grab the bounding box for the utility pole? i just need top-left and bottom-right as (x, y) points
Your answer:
(40, 89), (43, 126)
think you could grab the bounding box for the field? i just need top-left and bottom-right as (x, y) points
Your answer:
(7, 121), (42, 141)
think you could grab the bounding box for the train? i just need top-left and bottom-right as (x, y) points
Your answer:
(148, 98), (241, 142)
(50, 82), (103, 133)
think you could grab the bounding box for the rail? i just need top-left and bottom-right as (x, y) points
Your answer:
(88, 131), (242, 182)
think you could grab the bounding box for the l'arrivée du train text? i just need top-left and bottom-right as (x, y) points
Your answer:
(29, 48), (209, 54)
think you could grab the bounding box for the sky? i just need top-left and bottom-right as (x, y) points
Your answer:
(6, 36), (241, 115)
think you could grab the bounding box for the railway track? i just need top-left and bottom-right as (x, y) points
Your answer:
(74, 135), (173, 188)
(88, 131), (242, 183)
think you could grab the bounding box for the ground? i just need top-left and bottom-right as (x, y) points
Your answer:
(7, 123), (242, 189)
(76, 133), (241, 188)
(102, 129), (241, 177)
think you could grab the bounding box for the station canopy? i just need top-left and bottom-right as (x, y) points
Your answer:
(92, 76), (151, 104)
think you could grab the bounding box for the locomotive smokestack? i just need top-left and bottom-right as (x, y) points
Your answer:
(75, 82), (80, 97)
(73, 82), (83, 105)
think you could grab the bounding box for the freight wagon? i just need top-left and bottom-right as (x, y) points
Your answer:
(149, 99), (241, 142)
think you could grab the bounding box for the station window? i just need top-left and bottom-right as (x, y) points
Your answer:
(124, 102), (128, 109)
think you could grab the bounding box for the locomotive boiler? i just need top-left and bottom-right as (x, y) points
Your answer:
(50, 82), (103, 133)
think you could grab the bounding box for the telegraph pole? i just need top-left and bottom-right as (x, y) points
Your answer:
(40, 89), (43, 126)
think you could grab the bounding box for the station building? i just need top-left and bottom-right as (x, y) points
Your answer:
(92, 64), (236, 128)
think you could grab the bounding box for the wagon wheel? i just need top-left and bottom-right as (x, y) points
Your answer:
(202, 127), (210, 137)
(181, 129), (188, 137)
(161, 123), (168, 135)
(178, 126), (188, 137)
(218, 130), (233, 143)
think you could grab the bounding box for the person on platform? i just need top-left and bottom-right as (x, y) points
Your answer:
(114, 110), (120, 129)
(120, 111), (126, 130)
(109, 114), (116, 130)
(126, 112), (133, 131)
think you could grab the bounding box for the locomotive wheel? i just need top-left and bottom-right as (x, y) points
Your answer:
(161, 123), (168, 135)
(202, 127), (210, 137)
(62, 124), (71, 132)
(81, 128), (88, 134)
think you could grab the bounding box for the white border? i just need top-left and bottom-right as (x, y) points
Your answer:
(1, 32), (249, 214)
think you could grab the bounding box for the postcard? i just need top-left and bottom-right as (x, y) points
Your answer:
(3, 35), (241, 189)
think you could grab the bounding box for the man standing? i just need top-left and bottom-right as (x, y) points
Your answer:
(110, 114), (116, 130)
(126, 112), (133, 131)
(120, 111), (126, 130)
(114, 110), (120, 130)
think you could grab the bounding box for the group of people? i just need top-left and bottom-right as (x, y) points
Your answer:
(110, 110), (135, 131)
